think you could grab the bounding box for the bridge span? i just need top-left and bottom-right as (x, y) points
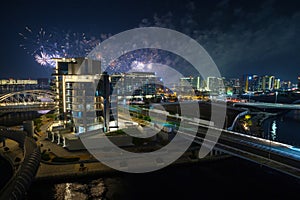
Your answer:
(0, 90), (56, 113)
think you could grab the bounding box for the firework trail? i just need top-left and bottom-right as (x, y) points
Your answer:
(19, 25), (195, 76)
(19, 26), (105, 67)
(19, 26), (186, 75)
(104, 48), (197, 77)
(19, 27), (54, 56)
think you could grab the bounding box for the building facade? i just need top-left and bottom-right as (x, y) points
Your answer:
(206, 76), (225, 94)
(0, 79), (38, 93)
(52, 57), (117, 135)
(110, 72), (161, 99)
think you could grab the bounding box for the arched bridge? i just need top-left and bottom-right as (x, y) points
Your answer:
(0, 90), (57, 113)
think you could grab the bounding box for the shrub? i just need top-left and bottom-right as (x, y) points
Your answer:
(138, 114), (143, 119)
(45, 114), (56, 119)
(106, 129), (126, 136)
(33, 118), (42, 126)
(143, 116), (151, 122)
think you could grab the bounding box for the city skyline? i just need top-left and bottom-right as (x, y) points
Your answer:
(0, 0), (300, 81)
(1, 1), (300, 196)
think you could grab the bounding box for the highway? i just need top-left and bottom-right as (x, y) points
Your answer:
(124, 103), (300, 178)
(178, 120), (300, 179)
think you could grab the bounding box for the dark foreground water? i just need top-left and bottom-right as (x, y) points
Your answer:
(0, 111), (41, 127)
(262, 110), (300, 147)
(26, 156), (300, 200)
(0, 156), (13, 189)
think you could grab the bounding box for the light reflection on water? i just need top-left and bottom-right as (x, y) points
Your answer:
(263, 110), (300, 147)
(270, 120), (277, 141)
(53, 179), (107, 200)
(27, 157), (300, 200)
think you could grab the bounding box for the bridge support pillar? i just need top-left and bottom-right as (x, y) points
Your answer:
(62, 137), (66, 148)
(57, 134), (60, 145)
(23, 120), (34, 137)
(51, 132), (54, 142)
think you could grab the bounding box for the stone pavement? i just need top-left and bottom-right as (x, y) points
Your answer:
(34, 115), (116, 180)
(36, 116), (91, 158)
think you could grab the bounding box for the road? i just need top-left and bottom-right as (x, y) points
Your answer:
(178, 121), (300, 179)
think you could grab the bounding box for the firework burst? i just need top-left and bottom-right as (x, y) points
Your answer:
(34, 52), (57, 66)
(19, 26), (103, 67)
(20, 26), (195, 77)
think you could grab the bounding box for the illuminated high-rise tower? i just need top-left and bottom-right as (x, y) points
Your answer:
(52, 57), (117, 135)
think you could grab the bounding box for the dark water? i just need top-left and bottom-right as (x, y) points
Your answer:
(0, 156), (13, 189)
(0, 111), (41, 127)
(262, 110), (300, 147)
(26, 157), (300, 200)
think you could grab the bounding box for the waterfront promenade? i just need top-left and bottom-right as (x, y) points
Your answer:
(34, 115), (228, 181)
(0, 112), (229, 191)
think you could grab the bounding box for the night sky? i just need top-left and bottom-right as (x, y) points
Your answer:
(0, 0), (300, 82)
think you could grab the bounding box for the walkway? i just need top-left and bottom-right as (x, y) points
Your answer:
(35, 115), (227, 180)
